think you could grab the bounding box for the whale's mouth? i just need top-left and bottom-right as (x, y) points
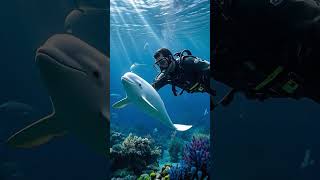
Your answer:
(121, 77), (135, 85)
(36, 48), (87, 76)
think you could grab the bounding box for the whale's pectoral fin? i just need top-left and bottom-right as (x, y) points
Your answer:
(142, 96), (158, 112)
(173, 124), (193, 131)
(112, 97), (130, 109)
(7, 113), (67, 148)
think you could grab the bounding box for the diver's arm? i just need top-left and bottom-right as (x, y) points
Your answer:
(151, 73), (169, 91)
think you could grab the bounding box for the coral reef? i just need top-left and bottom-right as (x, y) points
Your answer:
(168, 161), (188, 180)
(111, 168), (136, 180)
(110, 131), (126, 146)
(111, 133), (162, 176)
(167, 135), (210, 180)
(168, 137), (184, 163)
(111, 132), (210, 180)
(136, 135), (210, 180)
(183, 135), (210, 179)
(184, 136), (210, 167)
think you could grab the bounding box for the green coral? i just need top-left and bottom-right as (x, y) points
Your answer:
(150, 172), (156, 180)
(138, 174), (150, 180)
(192, 131), (210, 140)
(164, 175), (170, 180)
(168, 137), (184, 162)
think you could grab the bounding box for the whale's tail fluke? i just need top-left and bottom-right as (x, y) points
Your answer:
(173, 124), (192, 131)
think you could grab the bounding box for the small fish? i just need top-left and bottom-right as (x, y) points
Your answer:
(203, 108), (208, 116)
(153, 128), (158, 134)
(129, 62), (148, 72)
(143, 42), (149, 50)
(301, 149), (315, 169)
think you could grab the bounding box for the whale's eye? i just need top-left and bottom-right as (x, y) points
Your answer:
(93, 70), (100, 79)
(138, 83), (142, 87)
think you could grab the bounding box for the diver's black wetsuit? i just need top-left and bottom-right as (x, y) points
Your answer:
(152, 56), (214, 96)
(213, 0), (320, 104)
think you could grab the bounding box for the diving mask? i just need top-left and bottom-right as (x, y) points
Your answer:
(153, 57), (170, 73)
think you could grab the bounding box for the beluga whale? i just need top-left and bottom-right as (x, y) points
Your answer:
(112, 72), (192, 131)
(7, 34), (109, 155)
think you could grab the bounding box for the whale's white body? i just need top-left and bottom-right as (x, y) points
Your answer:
(7, 34), (109, 155)
(113, 72), (192, 131)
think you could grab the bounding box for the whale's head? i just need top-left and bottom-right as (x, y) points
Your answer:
(35, 34), (109, 119)
(121, 72), (147, 98)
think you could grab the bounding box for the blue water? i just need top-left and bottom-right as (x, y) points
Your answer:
(213, 80), (320, 178)
(110, 0), (210, 132)
(110, 0), (210, 177)
(0, 1), (107, 180)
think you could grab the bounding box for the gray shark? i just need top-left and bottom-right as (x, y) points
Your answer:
(7, 34), (109, 155)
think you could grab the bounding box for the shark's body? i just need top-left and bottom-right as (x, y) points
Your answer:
(7, 34), (109, 155)
(113, 72), (192, 131)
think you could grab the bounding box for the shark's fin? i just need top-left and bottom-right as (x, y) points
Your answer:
(6, 112), (67, 148)
(112, 97), (130, 109)
(173, 124), (192, 131)
(142, 96), (158, 112)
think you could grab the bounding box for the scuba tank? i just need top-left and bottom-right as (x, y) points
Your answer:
(171, 49), (194, 96)
(171, 49), (211, 96)
(174, 49), (193, 60)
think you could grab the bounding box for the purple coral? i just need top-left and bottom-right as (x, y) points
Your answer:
(168, 161), (188, 180)
(183, 136), (210, 179)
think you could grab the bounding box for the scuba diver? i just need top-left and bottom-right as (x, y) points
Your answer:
(151, 48), (215, 98)
(212, 0), (320, 108)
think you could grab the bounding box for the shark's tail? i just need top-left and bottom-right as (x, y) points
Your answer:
(173, 124), (192, 131)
